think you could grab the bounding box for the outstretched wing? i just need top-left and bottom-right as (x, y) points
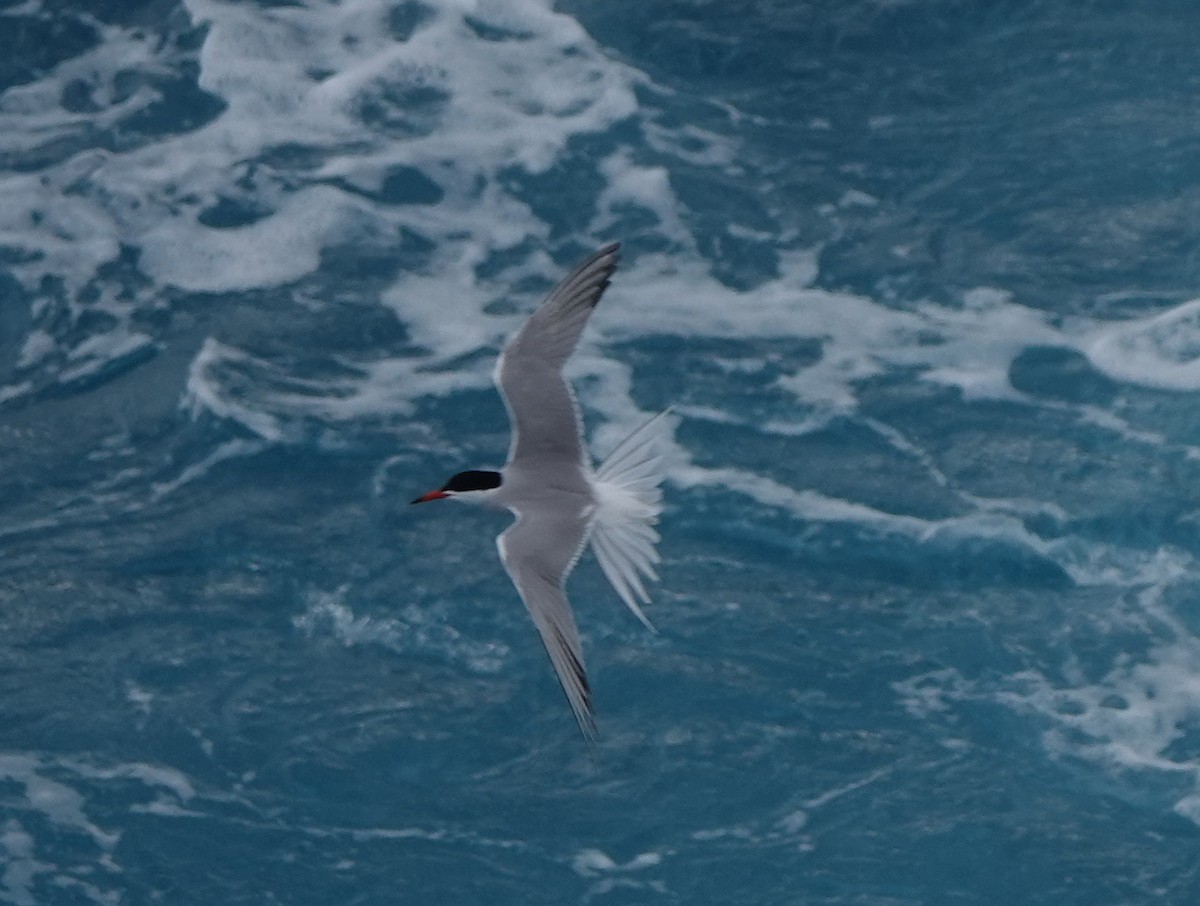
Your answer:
(496, 506), (595, 740)
(495, 243), (621, 467)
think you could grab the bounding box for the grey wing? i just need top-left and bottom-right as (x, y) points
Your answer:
(496, 243), (620, 466)
(496, 506), (596, 740)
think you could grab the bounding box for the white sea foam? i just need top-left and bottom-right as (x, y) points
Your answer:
(997, 630), (1200, 828)
(1086, 297), (1200, 391)
(685, 782), (832, 856)
(150, 437), (266, 500)
(571, 847), (663, 876)
(0, 820), (48, 906)
(293, 587), (509, 674)
(0, 0), (1190, 432)
(6, 0), (1200, 593)
(63, 760), (197, 805)
(0, 748), (223, 904)
(139, 186), (375, 293)
(673, 461), (1060, 565)
(2, 0), (645, 407)
(570, 846), (668, 901)
(1047, 541), (1194, 590)
(895, 580), (1200, 826)
(0, 753), (141, 905)
(0, 0), (1125, 433)
(594, 151), (692, 245)
(0, 754), (119, 851)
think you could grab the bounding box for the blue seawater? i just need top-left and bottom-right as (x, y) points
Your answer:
(3, 0), (1200, 902)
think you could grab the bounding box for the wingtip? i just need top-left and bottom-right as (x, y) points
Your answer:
(579, 711), (599, 746)
(587, 240), (621, 274)
(567, 241), (622, 311)
(569, 687), (599, 744)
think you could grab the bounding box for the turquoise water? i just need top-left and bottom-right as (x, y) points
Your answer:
(3, 1), (1200, 902)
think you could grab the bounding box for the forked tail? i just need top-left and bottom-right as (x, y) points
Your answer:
(590, 408), (672, 630)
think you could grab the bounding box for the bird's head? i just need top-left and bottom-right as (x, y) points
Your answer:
(411, 469), (502, 504)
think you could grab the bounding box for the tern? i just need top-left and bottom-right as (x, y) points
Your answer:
(411, 242), (666, 740)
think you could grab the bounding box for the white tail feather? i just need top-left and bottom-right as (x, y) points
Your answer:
(590, 409), (672, 631)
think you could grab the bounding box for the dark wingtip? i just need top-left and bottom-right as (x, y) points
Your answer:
(585, 241), (621, 309)
(597, 241), (621, 274)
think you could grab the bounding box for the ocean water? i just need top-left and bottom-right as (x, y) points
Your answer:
(3, 0), (1200, 902)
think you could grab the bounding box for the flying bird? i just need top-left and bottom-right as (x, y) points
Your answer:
(412, 242), (666, 740)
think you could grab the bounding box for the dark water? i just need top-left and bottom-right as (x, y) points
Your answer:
(3, 0), (1200, 902)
